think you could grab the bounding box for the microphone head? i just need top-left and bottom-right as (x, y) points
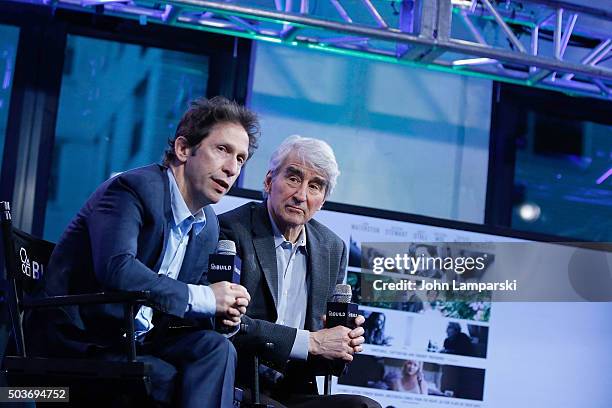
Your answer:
(332, 283), (352, 303)
(216, 240), (237, 256)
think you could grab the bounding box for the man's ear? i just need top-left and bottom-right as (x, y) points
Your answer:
(174, 136), (191, 163)
(263, 171), (273, 194)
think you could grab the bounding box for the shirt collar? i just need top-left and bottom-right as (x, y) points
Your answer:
(267, 207), (307, 250)
(167, 169), (206, 236)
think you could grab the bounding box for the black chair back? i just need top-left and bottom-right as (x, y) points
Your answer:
(1, 201), (55, 357)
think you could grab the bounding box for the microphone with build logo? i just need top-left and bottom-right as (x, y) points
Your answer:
(326, 284), (358, 329)
(324, 284), (359, 395)
(208, 240), (241, 284)
(207, 240), (242, 334)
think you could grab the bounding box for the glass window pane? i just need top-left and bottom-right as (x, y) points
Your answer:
(0, 24), (20, 169)
(44, 35), (208, 241)
(243, 43), (491, 223)
(512, 114), (612, 241)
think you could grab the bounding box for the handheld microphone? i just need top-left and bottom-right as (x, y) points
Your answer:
(324, 284), (359, 387)
(208, 240), (242, 335)
(207, 240), (241, 284)
(326, 284), (358, 329)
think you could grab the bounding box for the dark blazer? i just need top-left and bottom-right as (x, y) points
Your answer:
(25, 164), (219, 356)
(219, 201), (346, 392)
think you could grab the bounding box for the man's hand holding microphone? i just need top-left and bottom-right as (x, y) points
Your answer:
(308, 314), (365, 361)
(210, 281), (250, 327)
(208, 240), (250, 329)
(308, 284), (365, 362)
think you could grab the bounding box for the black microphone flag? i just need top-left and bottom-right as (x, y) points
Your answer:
(208, 240), (241, 284)
(326, 284), (358, 329)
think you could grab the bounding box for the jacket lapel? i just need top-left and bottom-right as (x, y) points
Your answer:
(153, 166), (173, 273)
(176, 230), (199, 283)
(305, 223), (330, 331)
(251, 202), (279, 308)
(177, 207), (218, 284)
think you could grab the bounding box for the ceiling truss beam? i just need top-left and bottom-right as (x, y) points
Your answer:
(10, 0), (612, 100)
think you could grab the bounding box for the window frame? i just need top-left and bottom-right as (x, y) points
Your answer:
(0, 3), (253, 236)
(485, 81), (612, 239)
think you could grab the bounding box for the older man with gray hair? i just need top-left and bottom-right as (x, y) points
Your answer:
(219, 135), (380, 407)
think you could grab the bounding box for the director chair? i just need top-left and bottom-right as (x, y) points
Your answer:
(0, 201), (153, 406)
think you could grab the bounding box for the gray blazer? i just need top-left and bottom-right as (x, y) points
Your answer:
(219, 201), (347, 373)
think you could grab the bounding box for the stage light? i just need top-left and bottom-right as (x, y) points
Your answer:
(518, 202), (541, 222)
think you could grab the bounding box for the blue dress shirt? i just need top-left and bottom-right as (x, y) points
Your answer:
(268, 212), (310, 360)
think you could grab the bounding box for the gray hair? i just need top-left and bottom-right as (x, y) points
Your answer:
(264, 135), (340, 199)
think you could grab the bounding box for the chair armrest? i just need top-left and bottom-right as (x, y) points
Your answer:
(23, 291), (151, 309)
(240, 341), (275, 355)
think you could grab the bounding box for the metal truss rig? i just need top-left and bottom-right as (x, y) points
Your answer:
(18, 0), (612, 100)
